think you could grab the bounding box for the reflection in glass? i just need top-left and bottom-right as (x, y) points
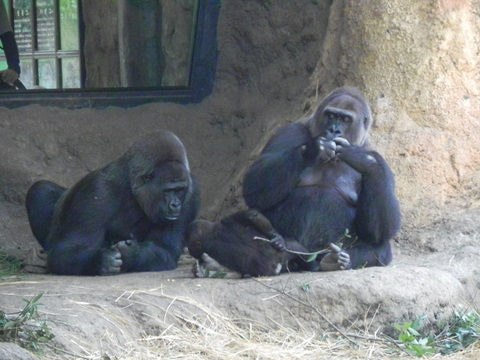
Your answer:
(84, 0), (197, 89)
(4, 0), (203, 91)
(61, 57), (79, 88)
(19, 58), (33, 87)
(60, 0), (78, 51)
(13, 0), (32, 52)
(160, 0), (196, 87)
(37, 0), (55, 51)
(38, 58), (55, 88)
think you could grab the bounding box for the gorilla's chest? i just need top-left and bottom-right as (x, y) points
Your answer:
(297, 161), (361, 206)
(107, 212), (152, 243)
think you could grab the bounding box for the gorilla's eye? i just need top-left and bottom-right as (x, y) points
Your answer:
(141, 174), (154, 184)
(343, 116), (353, 124)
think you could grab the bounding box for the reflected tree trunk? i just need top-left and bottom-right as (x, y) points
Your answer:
(82, 0), (198, 89)
(117, 0), (164, 87)
(161, 0), (196, 87)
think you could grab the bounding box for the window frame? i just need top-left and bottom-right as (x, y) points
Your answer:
(0, 0), (219, 109)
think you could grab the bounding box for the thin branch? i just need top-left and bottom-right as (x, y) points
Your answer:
(44, 342), (92, 359)
(254, 278), (359, 347)
(253, 236), (331, 256)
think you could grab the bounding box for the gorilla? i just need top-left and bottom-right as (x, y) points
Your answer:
(187, 209), (331, 278)
(26, 131), (200, 276)
(243, 86), (401, 270)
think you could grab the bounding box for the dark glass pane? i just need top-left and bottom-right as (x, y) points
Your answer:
(61, 57), (79, 88)
(38, 58), (56, 88)
(13, 0), (32, 52)
(59, 0), (78, 51)
(36, 0), (55, 51)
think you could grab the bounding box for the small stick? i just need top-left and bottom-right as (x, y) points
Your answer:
(253, 236), (331, 256)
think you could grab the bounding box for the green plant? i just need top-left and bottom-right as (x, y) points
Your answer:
(0, 248), (23, 276)
(394, 317), (435, 357)
(0, 293), (55, 352)
(436, 310), (480, 354)
(393, 311), (480, 357)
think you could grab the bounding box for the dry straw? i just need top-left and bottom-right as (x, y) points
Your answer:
(74, 289), (479, 360)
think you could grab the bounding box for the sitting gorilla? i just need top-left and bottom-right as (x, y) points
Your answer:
(242, 86), (401, 270)
(26, 131), (200, 276)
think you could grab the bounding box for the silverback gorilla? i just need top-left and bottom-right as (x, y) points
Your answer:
(242, 86), (401, 270)
(26, 131), (199, 276)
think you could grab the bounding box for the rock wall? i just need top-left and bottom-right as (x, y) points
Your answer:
(305, 0), (480, 226)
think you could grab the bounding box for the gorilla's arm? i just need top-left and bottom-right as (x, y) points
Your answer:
(337, 144), (401, 245)
(117, 229), (184, 272)
(243, 123), (319, 211)
(48, 238), (118, 276)
(46, 204), (115, 276)
(44, 173), (118, 275)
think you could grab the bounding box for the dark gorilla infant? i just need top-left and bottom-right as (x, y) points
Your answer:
(26, 131), (200, 276)
(187, 209), (325, 278)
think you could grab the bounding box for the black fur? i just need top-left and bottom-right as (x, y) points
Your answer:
(243, 87), (401, 269)
(187, 210), (317, 277)
(26, 131), (200, 275)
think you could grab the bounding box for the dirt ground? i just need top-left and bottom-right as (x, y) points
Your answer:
(1, 1), (480, 359)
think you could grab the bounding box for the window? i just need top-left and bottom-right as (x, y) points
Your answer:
(6, 0), (81, 89)
(0, 0), (219, 108)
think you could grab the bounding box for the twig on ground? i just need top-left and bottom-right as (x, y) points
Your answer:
(254, 278), (360, 347)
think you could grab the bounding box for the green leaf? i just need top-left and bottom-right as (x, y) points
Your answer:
(306, 254), (317, 262)
(210, 271), (227, 279)
(4, 321), (17, 329)
(408, 327), (421, 336)
(301, 283), (311, 292)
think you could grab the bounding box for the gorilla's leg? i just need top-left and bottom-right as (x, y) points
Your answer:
(193, 253), (243, 279)
(26, 180), (66, 249)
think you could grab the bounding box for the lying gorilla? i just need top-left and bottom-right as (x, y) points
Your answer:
(243, 86), (401, 270)
(187, 209), (347, 278)
(26, 131), (200, 275)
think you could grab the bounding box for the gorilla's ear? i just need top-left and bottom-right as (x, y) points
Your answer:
(364, 116), (369, 128)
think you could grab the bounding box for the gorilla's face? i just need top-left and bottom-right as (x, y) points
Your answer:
(131, 161), (190, 223)
(311, 93), (370, 146)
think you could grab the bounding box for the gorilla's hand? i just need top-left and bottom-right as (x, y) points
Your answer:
(320, 243), (351, 271)
(193, 253), (242, 279)
(99, 248), (123, 275)
(114, 238), (139, 270)
(334, 137), (378, 174)
(270, 233), (286, 251)
(317, 137), (336, 163)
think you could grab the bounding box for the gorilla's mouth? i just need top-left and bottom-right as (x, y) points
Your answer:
(154, 208), (181, 222)
(144, 201), (181, 223)
(163, 214), (179, 221)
